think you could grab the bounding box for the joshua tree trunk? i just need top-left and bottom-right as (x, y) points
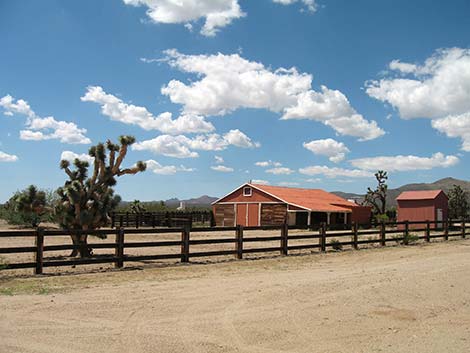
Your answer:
(70, 232), (92, 258)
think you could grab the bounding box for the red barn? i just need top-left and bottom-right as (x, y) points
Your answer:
(396, 190), (448, 229)
(212, 183), (371, 227)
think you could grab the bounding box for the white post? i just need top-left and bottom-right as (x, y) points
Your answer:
(344, 212), (348, 224)
(307, 212), (311, 227)
(327, 212), (331, 225)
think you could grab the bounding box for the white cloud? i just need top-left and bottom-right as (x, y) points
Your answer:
(305, 178), (321, 183)
(266, 167), (294, 175)
(350, 153), (459, 172)
(366, 48), (470, 119)
(161, 50), (384, 141)
(255, 160), (282, 167)
(132, 129), (259, 158)
(60, 151), (94, 164)
(214, 155), (224, 164)
(211, 165), (234, 172)
(81, 86), (214, 135)
(251, 179), (270, 185)
(299, 165), (372, 178)
(278, 181), (300, 187)
(0, 95), (35, 118)
(123, 0), (245, 36)
(303, 138), (350, 163)
(431, 112), (470, 151)
(272, 0), (317, 12)
(146, 159), (194, 175)
(0, 151), (18, 162)
(0, 95), (90, 144)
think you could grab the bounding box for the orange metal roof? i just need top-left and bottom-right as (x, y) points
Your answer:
(250, 184), (359, 213)
(396, 190), (445, 201)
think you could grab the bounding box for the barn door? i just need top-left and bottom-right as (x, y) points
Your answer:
(236, 204), (248, 226)
(436, 208), (443, 228)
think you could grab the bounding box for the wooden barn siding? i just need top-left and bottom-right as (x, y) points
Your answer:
(217, 186), (281, 203)
(213, 204), (235, 227)
(397, 200), (435, 230)
(351, 206), (372, 225)
(261, 204), (287, 225)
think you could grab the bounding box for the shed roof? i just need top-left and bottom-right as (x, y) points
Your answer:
(214, 183), (361, 213)
(396, 190), (446, 201)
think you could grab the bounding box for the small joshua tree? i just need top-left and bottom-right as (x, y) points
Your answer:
(9, 185), (47, 227)
(56, 136), (146, 257)
(363, 170), (388, 219)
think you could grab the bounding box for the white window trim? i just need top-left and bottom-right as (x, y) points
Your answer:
(243, 186), (252, 197)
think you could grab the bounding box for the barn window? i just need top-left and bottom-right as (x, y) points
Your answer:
(243, 187), (252, 196)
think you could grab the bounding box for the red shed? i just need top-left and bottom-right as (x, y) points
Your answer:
(396, 190), (448, 229)
(212, 183), (371, 227)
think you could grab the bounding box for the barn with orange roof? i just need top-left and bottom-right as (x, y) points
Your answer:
(212, 183), (371, 227)
(396, 190), (448, 229)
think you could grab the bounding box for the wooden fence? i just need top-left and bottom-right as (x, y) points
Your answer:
(110, 211), (214, 228)
(0, 220), (467, 275)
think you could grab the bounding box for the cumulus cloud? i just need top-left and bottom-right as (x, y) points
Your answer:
(431, 112), (470, 151)
(255, 160), (282, 167)
(350, 153), (459, 172)
(214, 155), (224, 164)
(0, 151), (18, 162)
(299, 165), (372, 178)
(81, 86), (214, 135)
(278, 181), (300, 187)
(161, 50), (384, 141)
(303, 138), (349, 163)
(123, 0), (245, 36)
(146, 159), (194, 175)
(211, 165), (234, 172)
(272, 0), (317, 12)
(60, 151), (94, 164)
(251, 179), (270, 185)
(0, 95), (91, 144)
(132, 130), (259, 158)
(266, 167), (294, 175)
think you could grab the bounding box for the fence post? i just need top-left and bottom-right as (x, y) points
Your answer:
(115, 227), (125, 268)
(236, 225), (243, 259)
(152, 214), (156, 228)
(136, 214), (140, 229)
(404, 221), (409, 245)
(119, 215), (123, 228)
(425, 220), (430, 242)
(444, 220), (449, 241)
(125, 212), (129, 227)
(181, 225), (190, 263)
(380, 222), (386, 246)
(111, 212), (115, 229)
(461, 220), (466, 239)
(35, 227), (44, 275)
(353, 222), (358, 250)
(319, 223), (326, 252)
(281, 223), (288, 256)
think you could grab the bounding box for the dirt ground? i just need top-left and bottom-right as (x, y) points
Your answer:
(1, 239), (470, 353)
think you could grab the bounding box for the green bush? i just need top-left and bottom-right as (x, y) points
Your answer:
(330, 239), (343, 251)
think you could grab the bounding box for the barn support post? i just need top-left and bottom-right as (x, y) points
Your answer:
(380, 222), (386, 246)
(115, 227), (125, 268)
(235, 225), (243, 259)
(352, 222), (358, 250)
(35, 227), (44, 275)
(444, 220), (449, 241)
(425, 220), (431, 242)
(181, 225), (190, 263)
(281, 223), (288, 256)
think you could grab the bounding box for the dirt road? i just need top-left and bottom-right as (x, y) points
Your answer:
(1, 240), (470, 353)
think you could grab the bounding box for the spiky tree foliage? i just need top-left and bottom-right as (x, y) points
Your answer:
(129, 200), (147, 214)
(363, 170), (388, 218)
(8, 185), (47, 227)
(56, 136), (146, 257)
(448, 185), (469, 219)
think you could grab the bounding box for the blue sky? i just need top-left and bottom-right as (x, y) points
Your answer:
(1, 0), (470, 202)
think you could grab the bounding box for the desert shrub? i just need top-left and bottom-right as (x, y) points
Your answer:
(330, 239), (343, 251)
(403, 232), (419, 245)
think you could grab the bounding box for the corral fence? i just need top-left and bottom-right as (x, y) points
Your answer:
(110, 211), (214, 228)
(0, 219), (468, 275)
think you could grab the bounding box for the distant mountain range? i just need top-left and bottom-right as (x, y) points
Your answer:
(164, 195), (218, 207)
(333, 177), (470, 207)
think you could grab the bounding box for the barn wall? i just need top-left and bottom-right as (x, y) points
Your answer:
(397, 200), (435, 229)
(351, 206), (372, 225)
(213, 204), (235, 227)
(217, 186), (281, 203)
(260, 204), (287, 225)
(434, 193), (449, 220)
(247, 204), (259, 226)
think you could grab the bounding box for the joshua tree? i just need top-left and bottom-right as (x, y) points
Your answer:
(9, 185), (47, 227)
(363, 170), (388, 218)
(129, 200), (147, 214)
(55, 136), (146, 257)
(448, 185), (469, 219)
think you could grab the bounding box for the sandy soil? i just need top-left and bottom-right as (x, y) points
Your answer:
(1, 239), (470, 353)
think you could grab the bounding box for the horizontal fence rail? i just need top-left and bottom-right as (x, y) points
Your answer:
(0, 220), (468, 275)
(110, 211), (214, 229)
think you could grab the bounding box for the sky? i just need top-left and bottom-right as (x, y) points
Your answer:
(1, 0), (470, 202)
